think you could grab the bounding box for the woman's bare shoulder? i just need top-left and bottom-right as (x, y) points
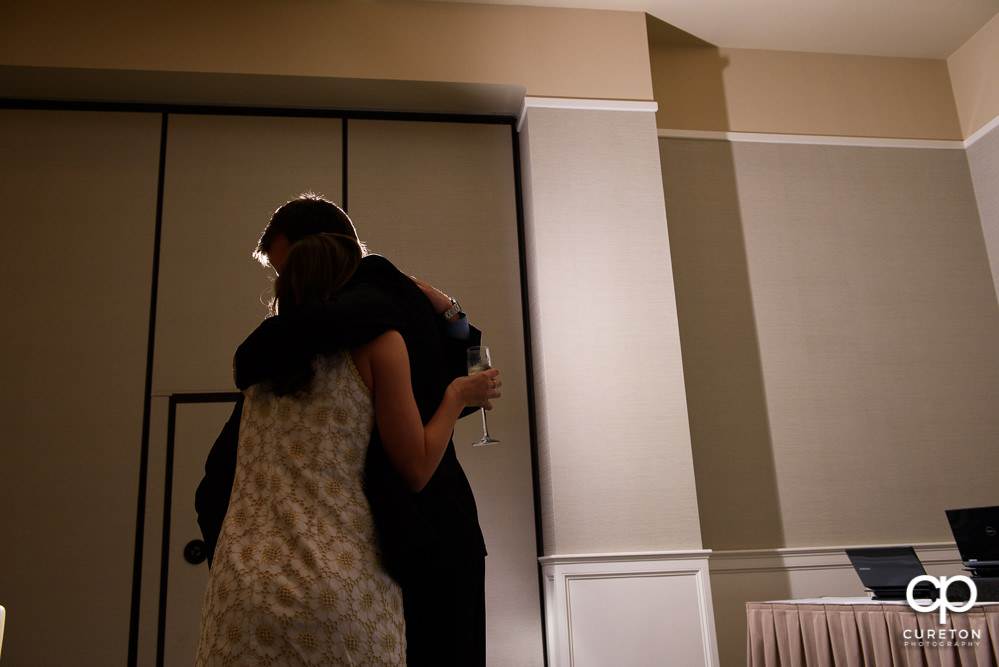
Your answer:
(366, 329), (403, 352)
(352, 330), (404, 388)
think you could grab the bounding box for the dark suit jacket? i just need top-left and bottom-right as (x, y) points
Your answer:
(194, 254), (485, 578)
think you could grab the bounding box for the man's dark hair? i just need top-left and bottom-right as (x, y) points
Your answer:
(253, 192), (361, 266)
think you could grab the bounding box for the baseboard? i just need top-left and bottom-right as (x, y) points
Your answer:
(539, 550), (719, 667)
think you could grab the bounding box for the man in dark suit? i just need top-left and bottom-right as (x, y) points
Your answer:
(195, 193), (487, 666)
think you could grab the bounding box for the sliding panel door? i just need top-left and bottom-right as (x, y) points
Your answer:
(348, 118), (543, 666)
(143, 114), (344, 665)
(153, 114), (345, 395)
(0, 109), (161, 665)
(146, 112), (540, 666)
(160, 398), (241, 667)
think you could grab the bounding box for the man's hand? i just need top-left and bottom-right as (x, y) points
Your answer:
(411, 276), (457, 319)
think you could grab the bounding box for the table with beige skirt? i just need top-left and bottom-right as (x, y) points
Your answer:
(747, 598), (999, 666)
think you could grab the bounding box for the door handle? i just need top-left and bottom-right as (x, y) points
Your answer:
(183, 539), (208, 565)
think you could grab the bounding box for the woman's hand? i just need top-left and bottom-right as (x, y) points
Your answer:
(449, 368), (502, 410)
(410, 276), (454, 315)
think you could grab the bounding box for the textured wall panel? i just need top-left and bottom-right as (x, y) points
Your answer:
(153, 114), (343, 394)
(0, 108), (161, 665)
(348, 118), (543, 666)
(967, 124), (999, 306)
(661, 136), (999, 550)
(521, 105), (701, 556)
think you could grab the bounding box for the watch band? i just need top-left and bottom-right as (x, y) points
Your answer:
(442, 298), (462, 321)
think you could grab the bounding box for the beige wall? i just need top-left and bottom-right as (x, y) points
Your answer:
(968, 125), (999, 306)
(0, 0), (653, 103)
(520, 104), (701, 555)
(6, 0), (998, 144)
(6, 2), (999, 664)
(660, 136), (999, 551)
(661, 133), (999, 663)
(949, 11), (999, 139)
(650, 45), (963, 140)
(0, 109), (162, 666)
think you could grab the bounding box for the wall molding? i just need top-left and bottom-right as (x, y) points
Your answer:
(657, 128), (966, 150)
(519, 96), (658, 131)
(704, 542), (963, 665)
(708, 542), (962, 575)
(517, 100), (999, 151)
(537, 544), (964, 666)
(540, 550), (719, 667)
(966, 114), (999, 148)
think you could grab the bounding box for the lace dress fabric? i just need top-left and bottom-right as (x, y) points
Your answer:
(196, 351), (406, 666)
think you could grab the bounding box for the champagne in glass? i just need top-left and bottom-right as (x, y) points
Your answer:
(467, 346), (500, 446)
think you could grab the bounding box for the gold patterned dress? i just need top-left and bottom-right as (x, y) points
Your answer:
(195, 351), (406, 666)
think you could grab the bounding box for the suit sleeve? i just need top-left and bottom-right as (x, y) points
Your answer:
(194, 395), (243, 567)
(234, 282), (409, 390)
(441, 322), (479, 376)
(444, 322), (482, 418)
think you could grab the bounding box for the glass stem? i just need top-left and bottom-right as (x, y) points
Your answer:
(480, 408), (491, 437)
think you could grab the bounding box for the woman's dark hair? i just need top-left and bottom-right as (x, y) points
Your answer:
(273, 232), (362, 313)
(268, 232), (363, 395)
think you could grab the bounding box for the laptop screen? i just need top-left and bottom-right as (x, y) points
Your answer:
(845, 546), (927, 591)
(945, 505), (999, 565)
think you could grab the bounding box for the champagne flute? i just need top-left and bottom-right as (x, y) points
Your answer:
(467, 346), (500, 446)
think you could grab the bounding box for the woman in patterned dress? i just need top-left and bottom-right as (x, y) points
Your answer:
(195, 233), (501, 666)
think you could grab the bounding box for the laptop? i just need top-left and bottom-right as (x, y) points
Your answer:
(945, 505), (999, 577)
(845, 546), (934, 600)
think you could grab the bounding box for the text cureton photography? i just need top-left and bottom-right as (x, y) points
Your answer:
(902, 575), (981, 648)
(903, 627), (982, 648)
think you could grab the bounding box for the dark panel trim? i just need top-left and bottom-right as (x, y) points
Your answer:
(128, 112), (169, 667)
(0, 97), (516, 126)
(171, 392), (243, 404)
(155, 396), (179, 667)
(510, 124), (549, 665)
(342, 118), (350, 213)
(156, 392), (241, 667)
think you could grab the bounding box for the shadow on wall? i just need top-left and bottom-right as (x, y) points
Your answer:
(648, 13), (786, 555)
(659, 135), (786, 553)
(649, 17), (790, 665)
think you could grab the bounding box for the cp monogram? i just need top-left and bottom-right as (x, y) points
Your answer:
(906, 575), (977, 624)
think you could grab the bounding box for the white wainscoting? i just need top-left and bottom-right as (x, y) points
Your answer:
(539, 551), (719, 667)
(707, 543), (963, 667)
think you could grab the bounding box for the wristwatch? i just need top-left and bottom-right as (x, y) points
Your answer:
(442, 298), (462, 321)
